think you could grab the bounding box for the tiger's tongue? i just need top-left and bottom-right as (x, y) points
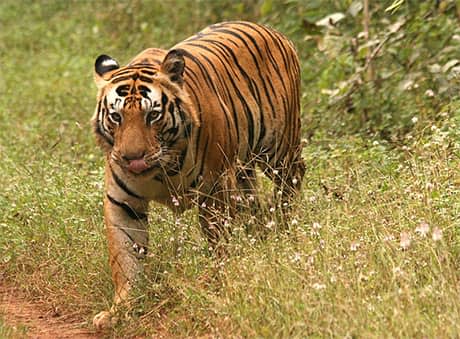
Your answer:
(127, 159), (149, 174)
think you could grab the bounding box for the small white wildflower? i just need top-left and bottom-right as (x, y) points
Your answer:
(319, 239), (325, 249)
(201, 201), (207, 208)
(372, 140), (379, 146)
(171, 196), (180, 206)
(411, 116), (418, 124)
(350, 240), (360, 252)
(393, 266), (403, 276)
(400, 231), (411, 250)
(292, 177), (298, 185)
(248, 195), (255, 202)
(425, 89), (435, 97)
(269, 207), (276, 213)
(291, 218), (298, 226)
(266, 220), (276, 229)
(312, 283), (326, 290)
(291, 252), (301, 263)
(273, 169), (279, 175)
(283, 202), (289, 207)
(415, 222), (430, 237)
(277, 190), (283, 196)
(312, 222), (322, 230)
(383, 234), (395, 242)
(432, 227), (443, 241)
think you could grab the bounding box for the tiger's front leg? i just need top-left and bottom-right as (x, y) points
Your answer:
(93, 169), (149, 330)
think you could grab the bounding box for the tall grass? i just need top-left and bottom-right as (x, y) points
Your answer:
(0, 0), (459, 337)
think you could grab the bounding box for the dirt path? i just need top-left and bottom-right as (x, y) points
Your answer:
(0, 286), (100, 338)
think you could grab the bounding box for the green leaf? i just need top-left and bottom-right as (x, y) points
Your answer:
(260, 0), (273, 16)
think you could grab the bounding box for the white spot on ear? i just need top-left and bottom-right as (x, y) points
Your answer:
(102, 59), (118, 68)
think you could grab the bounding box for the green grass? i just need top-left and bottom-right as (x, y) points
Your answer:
(0, 317), (27, 338)
(1, 0), (459, 337)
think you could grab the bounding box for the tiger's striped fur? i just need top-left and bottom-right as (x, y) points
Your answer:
(91, 21), (305, 328)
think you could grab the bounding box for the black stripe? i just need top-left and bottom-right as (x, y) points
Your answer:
(112, 65), (157, 77)
(116, 85), (130, 97)
(180, 50), (228, 113)
(95, 123), (114, 146)
(161, 92), (168, 107)
(139, 76), (153, 83)
(205, 38), (266, 149)
(107, 194), (147, 221)
(141, 70), (156, 76)
(111, 75), (134, 83)
(230, 27), (277, 118)
(186, 43), (255, 149)
(95, 100), (114, 146)
(189, 40), (240, 143)
(237, 23), (289, 98)
(111, 168), (143, 199)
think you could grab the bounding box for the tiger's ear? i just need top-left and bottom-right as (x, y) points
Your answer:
(160, 49), (185, 85)
(94, 54), (120, 89)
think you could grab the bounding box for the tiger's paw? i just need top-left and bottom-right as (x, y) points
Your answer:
(93, 310), (117, 330)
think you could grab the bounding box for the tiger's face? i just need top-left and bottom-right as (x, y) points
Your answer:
(92, 50), (198, 176)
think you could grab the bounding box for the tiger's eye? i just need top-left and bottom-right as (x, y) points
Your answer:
(146, 110), (162, 125)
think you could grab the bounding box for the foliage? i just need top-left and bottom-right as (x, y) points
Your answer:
(0, 0), (459, 337)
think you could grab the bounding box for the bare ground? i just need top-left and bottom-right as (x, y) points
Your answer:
(0, 285), (100, 339)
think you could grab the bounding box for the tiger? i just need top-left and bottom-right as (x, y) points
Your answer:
(91, 21), (305, 329)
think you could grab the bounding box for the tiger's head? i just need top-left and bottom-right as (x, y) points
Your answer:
(92, 49), (199, 176)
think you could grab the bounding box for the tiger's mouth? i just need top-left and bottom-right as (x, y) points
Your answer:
(123, 157), (163, 175)
(126, 159), (151, 174)
(111, 151), (162, 175)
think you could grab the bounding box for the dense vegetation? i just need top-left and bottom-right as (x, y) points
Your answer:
(0, 0), (459, 337)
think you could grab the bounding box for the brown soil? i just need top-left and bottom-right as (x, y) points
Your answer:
(0, 286), (100, 339)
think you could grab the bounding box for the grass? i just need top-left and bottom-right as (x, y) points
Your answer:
(0, 317), (27, 339)
(1, 0), (459, 337)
